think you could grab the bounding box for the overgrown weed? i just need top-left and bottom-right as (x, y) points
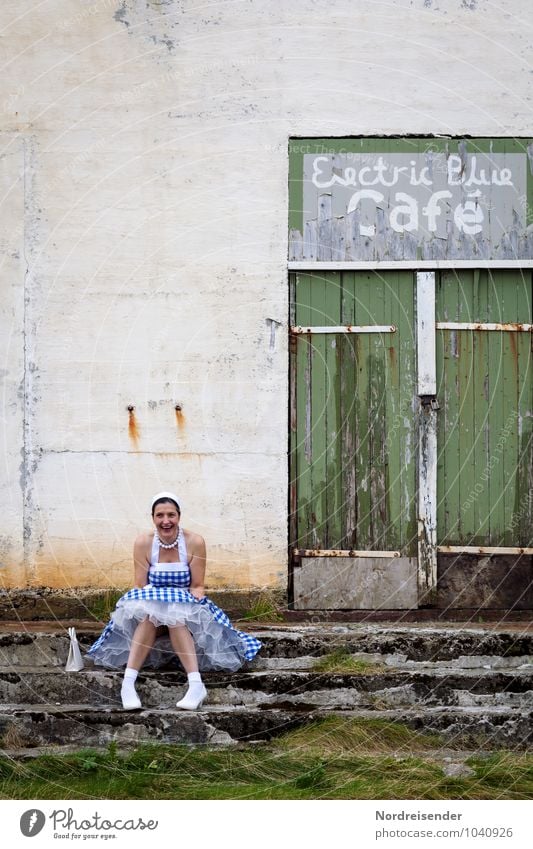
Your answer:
(1, 717), (531, 800)
(86, 590), (123, 622)
(237, 591), (284, 623)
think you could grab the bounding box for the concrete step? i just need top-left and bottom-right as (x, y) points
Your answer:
(0, 623), (530, 752)
(0, 703), (530, 750)
(1, 624), (532, 668)
(0, 666), (531, 710)
(256, 653), (533, 673)
(254, 626), (533, 662)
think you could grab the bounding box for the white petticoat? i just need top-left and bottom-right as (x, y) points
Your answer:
(88, 594), (261, 672)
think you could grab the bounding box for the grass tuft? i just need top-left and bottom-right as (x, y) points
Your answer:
(237, 591), (284, 623)
(86, 590), (123, 622)
(312, 649), (387, 675)
(1, 725), (29, 750)
(273, 716), (444, 756)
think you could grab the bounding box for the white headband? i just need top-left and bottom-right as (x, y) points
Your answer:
(151, 492), (181, 512)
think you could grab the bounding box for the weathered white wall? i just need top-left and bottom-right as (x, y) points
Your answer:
(0, 0), (531, 589)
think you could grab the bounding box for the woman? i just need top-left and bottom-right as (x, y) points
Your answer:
(88, 492), (262, 710)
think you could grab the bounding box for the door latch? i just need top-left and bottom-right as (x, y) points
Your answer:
(420, 395), (440, 411)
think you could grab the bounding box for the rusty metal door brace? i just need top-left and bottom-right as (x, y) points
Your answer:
(436, 322), (533, 331)
(438, 545), (533, 555)
(293, 548), (401, 558)
(291, 325), (396, 334)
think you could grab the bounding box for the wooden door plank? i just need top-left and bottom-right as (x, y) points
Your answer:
(417, 271), (437, 603)
(324, 272), (343, 548)
(295, 273), (313, 547)
(309, 272), (328, 548)
(340, 271), (357, 550)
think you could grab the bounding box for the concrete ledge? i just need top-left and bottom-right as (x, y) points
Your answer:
(0, 588), (531, 623)
(0, 588), (286, 622)
(284, 609), (533, 623)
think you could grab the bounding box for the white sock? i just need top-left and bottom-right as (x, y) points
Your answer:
(121, 667), (142, 709)
(186, 672), (205, 696)
(121, 668), (139, 698)
(124, 668), (139, 682)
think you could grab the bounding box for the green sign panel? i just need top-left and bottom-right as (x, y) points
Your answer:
(289, 138), (533, 261)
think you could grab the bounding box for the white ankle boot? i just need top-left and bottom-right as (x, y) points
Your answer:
(121, 689), (142, 710)
(176, 682), (207, 710)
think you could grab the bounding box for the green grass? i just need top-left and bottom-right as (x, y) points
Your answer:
(312, 649), (387, 675)
(274, 716), (443, 755)
(1, 718), (531, 800)
(236, 591), (284, 624)
(85, 590), (123, 622)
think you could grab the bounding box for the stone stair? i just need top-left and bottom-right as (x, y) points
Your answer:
(0, 623), (531, 751)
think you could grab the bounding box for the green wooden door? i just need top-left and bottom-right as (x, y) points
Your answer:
(290, 270), (418, 609)
(436, 269), (533, 547)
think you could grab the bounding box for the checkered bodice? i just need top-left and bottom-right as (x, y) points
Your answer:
(147, 531), (191, 588)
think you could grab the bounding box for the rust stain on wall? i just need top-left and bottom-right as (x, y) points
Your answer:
(128, 408), (140, 447)
(175, 406), (186, 431)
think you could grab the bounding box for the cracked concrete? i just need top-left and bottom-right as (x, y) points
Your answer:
(0, 624), (531, 749)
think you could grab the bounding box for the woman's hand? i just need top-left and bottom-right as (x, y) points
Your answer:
(190, 586), (206, 601)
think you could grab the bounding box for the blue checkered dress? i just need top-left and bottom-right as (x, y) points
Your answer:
(87, 532), (262, 670)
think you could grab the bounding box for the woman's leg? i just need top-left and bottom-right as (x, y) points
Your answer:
(121, 619), (157, 709)
(169, 625), (207, 710)
(168, 624), (198, 673)
(127, 619), (157, 669)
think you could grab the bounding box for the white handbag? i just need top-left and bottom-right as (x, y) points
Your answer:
(65, 626), (85, 672)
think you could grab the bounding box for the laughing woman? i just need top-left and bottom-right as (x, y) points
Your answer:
(88, 492), (262, 710)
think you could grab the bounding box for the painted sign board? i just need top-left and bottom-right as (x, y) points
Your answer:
(289, 138), (533, 262)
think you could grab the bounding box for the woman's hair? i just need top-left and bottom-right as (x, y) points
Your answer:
(151, 497), (180, 516)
